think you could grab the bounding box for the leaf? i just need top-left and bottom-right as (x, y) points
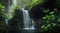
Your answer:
(50, 11), (54, 14)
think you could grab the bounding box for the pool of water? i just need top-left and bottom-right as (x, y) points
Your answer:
(19, 28), (36, 33)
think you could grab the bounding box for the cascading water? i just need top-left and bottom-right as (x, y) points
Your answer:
(21, 8), (36, 33)
(21, 8), (35, 29)
(22, 8), (31, 28)
(17, 0), (36, 32)
(6, 0), (36, 33)
(5, 0), (17, 25)
(5, 0), (10, 25)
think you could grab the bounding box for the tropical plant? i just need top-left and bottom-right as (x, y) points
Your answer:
(0, 2), (7, 33)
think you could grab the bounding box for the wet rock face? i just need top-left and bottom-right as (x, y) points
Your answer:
(8, 9), (23, 33)
(29, 4), (46, 19)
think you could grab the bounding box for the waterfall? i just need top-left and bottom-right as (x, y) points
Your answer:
(5, 0), (17, 25)
(22, 8), (30, 28)
(21, 8), (36, 33)
(5, 0), (10, 25)
(6, 0), (36, 33)
(21, 8), (35, 30)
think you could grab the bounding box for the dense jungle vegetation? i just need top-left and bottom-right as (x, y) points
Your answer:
(0, 0), (60, 33)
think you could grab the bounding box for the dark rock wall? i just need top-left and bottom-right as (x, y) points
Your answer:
(8, 9), (23, 33)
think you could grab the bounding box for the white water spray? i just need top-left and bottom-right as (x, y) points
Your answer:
(21, 8), (35, 30)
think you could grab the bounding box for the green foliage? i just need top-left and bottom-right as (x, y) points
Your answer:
(0, 2), (7, 33)
(11, 0), (44, 10)
(0, 3), (5, 17)
(40, 9), (60, 32)
(40, 23), (56, 32)
(6, 0), (17, 19)
(43, 9), (49, 13)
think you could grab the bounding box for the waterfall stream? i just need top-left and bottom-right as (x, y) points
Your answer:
(21, 8), (35, 30)
(6, 0), (36, 33)
(21, 8), (36, 33)
(5, 0), (10, 25)
(22, 8), (30, 28)
(5, 0), (17, 25)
